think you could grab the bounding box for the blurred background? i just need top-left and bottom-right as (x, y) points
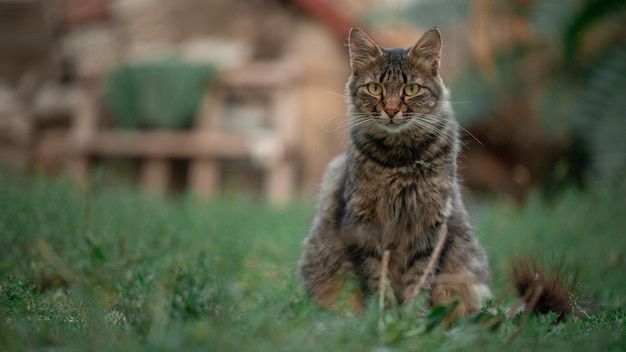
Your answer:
(1, 0), (625, 202)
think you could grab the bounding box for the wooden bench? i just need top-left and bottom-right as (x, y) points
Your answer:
(66, 61), (299, 203)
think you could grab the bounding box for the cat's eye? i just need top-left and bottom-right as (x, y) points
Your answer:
(367, 82), (383, 95)
(403, 84), (422, 96)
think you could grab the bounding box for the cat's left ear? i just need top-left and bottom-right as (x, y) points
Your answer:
(348, 27), (382, 73)
(409, 28), (442, 74)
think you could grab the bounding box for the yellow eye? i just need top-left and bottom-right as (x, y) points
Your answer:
(367, 82), (383, 95)
(403, 84), (421, 96)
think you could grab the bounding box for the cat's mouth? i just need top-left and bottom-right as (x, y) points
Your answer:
(376, 116), (410, 132)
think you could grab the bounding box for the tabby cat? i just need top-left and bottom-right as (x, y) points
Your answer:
(298, 27), (491, 319)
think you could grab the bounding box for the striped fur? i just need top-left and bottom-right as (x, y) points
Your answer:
(299, 28), (490, 318)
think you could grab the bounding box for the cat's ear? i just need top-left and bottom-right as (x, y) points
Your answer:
(409, 28), (442, 74)
(348, 27), (382, 72)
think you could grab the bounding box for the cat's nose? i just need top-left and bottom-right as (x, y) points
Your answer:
(385, 108), (399, 117)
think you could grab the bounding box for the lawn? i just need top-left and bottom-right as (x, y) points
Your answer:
(1, 171), (624, 351)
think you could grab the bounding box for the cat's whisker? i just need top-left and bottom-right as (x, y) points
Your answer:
(413, 113), (480, 145)
(322, 112), (351, 133)
(405, 122), (452, 145)
(325, 112), (349, 121)
(416, 119), (454, 138)
(323, 112), (371, 133)
(455, 125), (484, 147)
(323, 123), (349, 134)
(407, 117), (456, 143)
(407, 119), (441, 137)
(349, 118), (375, 132)
(317, 88), (348, 99)
(417, 115), (483, 147)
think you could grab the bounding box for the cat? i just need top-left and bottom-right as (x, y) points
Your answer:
(298, 27), (592, 322)
(298, 27), (491, 319)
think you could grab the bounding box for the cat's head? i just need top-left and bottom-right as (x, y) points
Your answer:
(346, 27), (448, 134)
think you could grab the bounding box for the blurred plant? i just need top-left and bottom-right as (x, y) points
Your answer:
(531, 0), (626, 181)
(104, 58), (218, 130)
(168, 252), (238, 320)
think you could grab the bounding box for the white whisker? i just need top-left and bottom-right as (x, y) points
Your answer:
(322, 112), (350, 133)
(409, 115), (455, 141)
(457, 126), (484, 147)
(317, 88), (348, 99)
(414, 113), (483, 147)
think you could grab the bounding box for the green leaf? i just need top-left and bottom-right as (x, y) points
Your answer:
(425, 300), (459, 332)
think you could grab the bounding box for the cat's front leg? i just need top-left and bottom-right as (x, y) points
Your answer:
(429, 216), (491, 320)
(299, 224), (364, 313)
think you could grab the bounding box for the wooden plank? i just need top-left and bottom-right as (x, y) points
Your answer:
(68, 73), (99, 182)
(71, 131), (283, 159)
(195, 84), (225, 131)
(189, 160), (219, 198)
(219, 61), (300, 90)
(269, 87), (298, 148)
(265, 158), (295, 204)
(140, 158), (169, 194)
(67, 157), (89, 182)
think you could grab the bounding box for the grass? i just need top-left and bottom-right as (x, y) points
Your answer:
(0, 171), (624, 351)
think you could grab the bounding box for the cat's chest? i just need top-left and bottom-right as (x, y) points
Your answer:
(348, 164), (451, 228)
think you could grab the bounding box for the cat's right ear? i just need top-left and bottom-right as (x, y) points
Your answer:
(348, 27), (382, 72)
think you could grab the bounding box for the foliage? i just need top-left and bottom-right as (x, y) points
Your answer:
(531, 0), (626, 179)
(104, 58), (218, 130)
(0, 172), (625, 350)
(569, 45), (626, 178)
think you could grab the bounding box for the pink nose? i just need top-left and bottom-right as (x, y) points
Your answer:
(385, 108), (399, 117)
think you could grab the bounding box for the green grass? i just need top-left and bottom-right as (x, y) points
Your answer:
(1, 172), (624, 351)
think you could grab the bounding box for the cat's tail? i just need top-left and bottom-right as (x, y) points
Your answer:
(508, 257), (594, 322)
